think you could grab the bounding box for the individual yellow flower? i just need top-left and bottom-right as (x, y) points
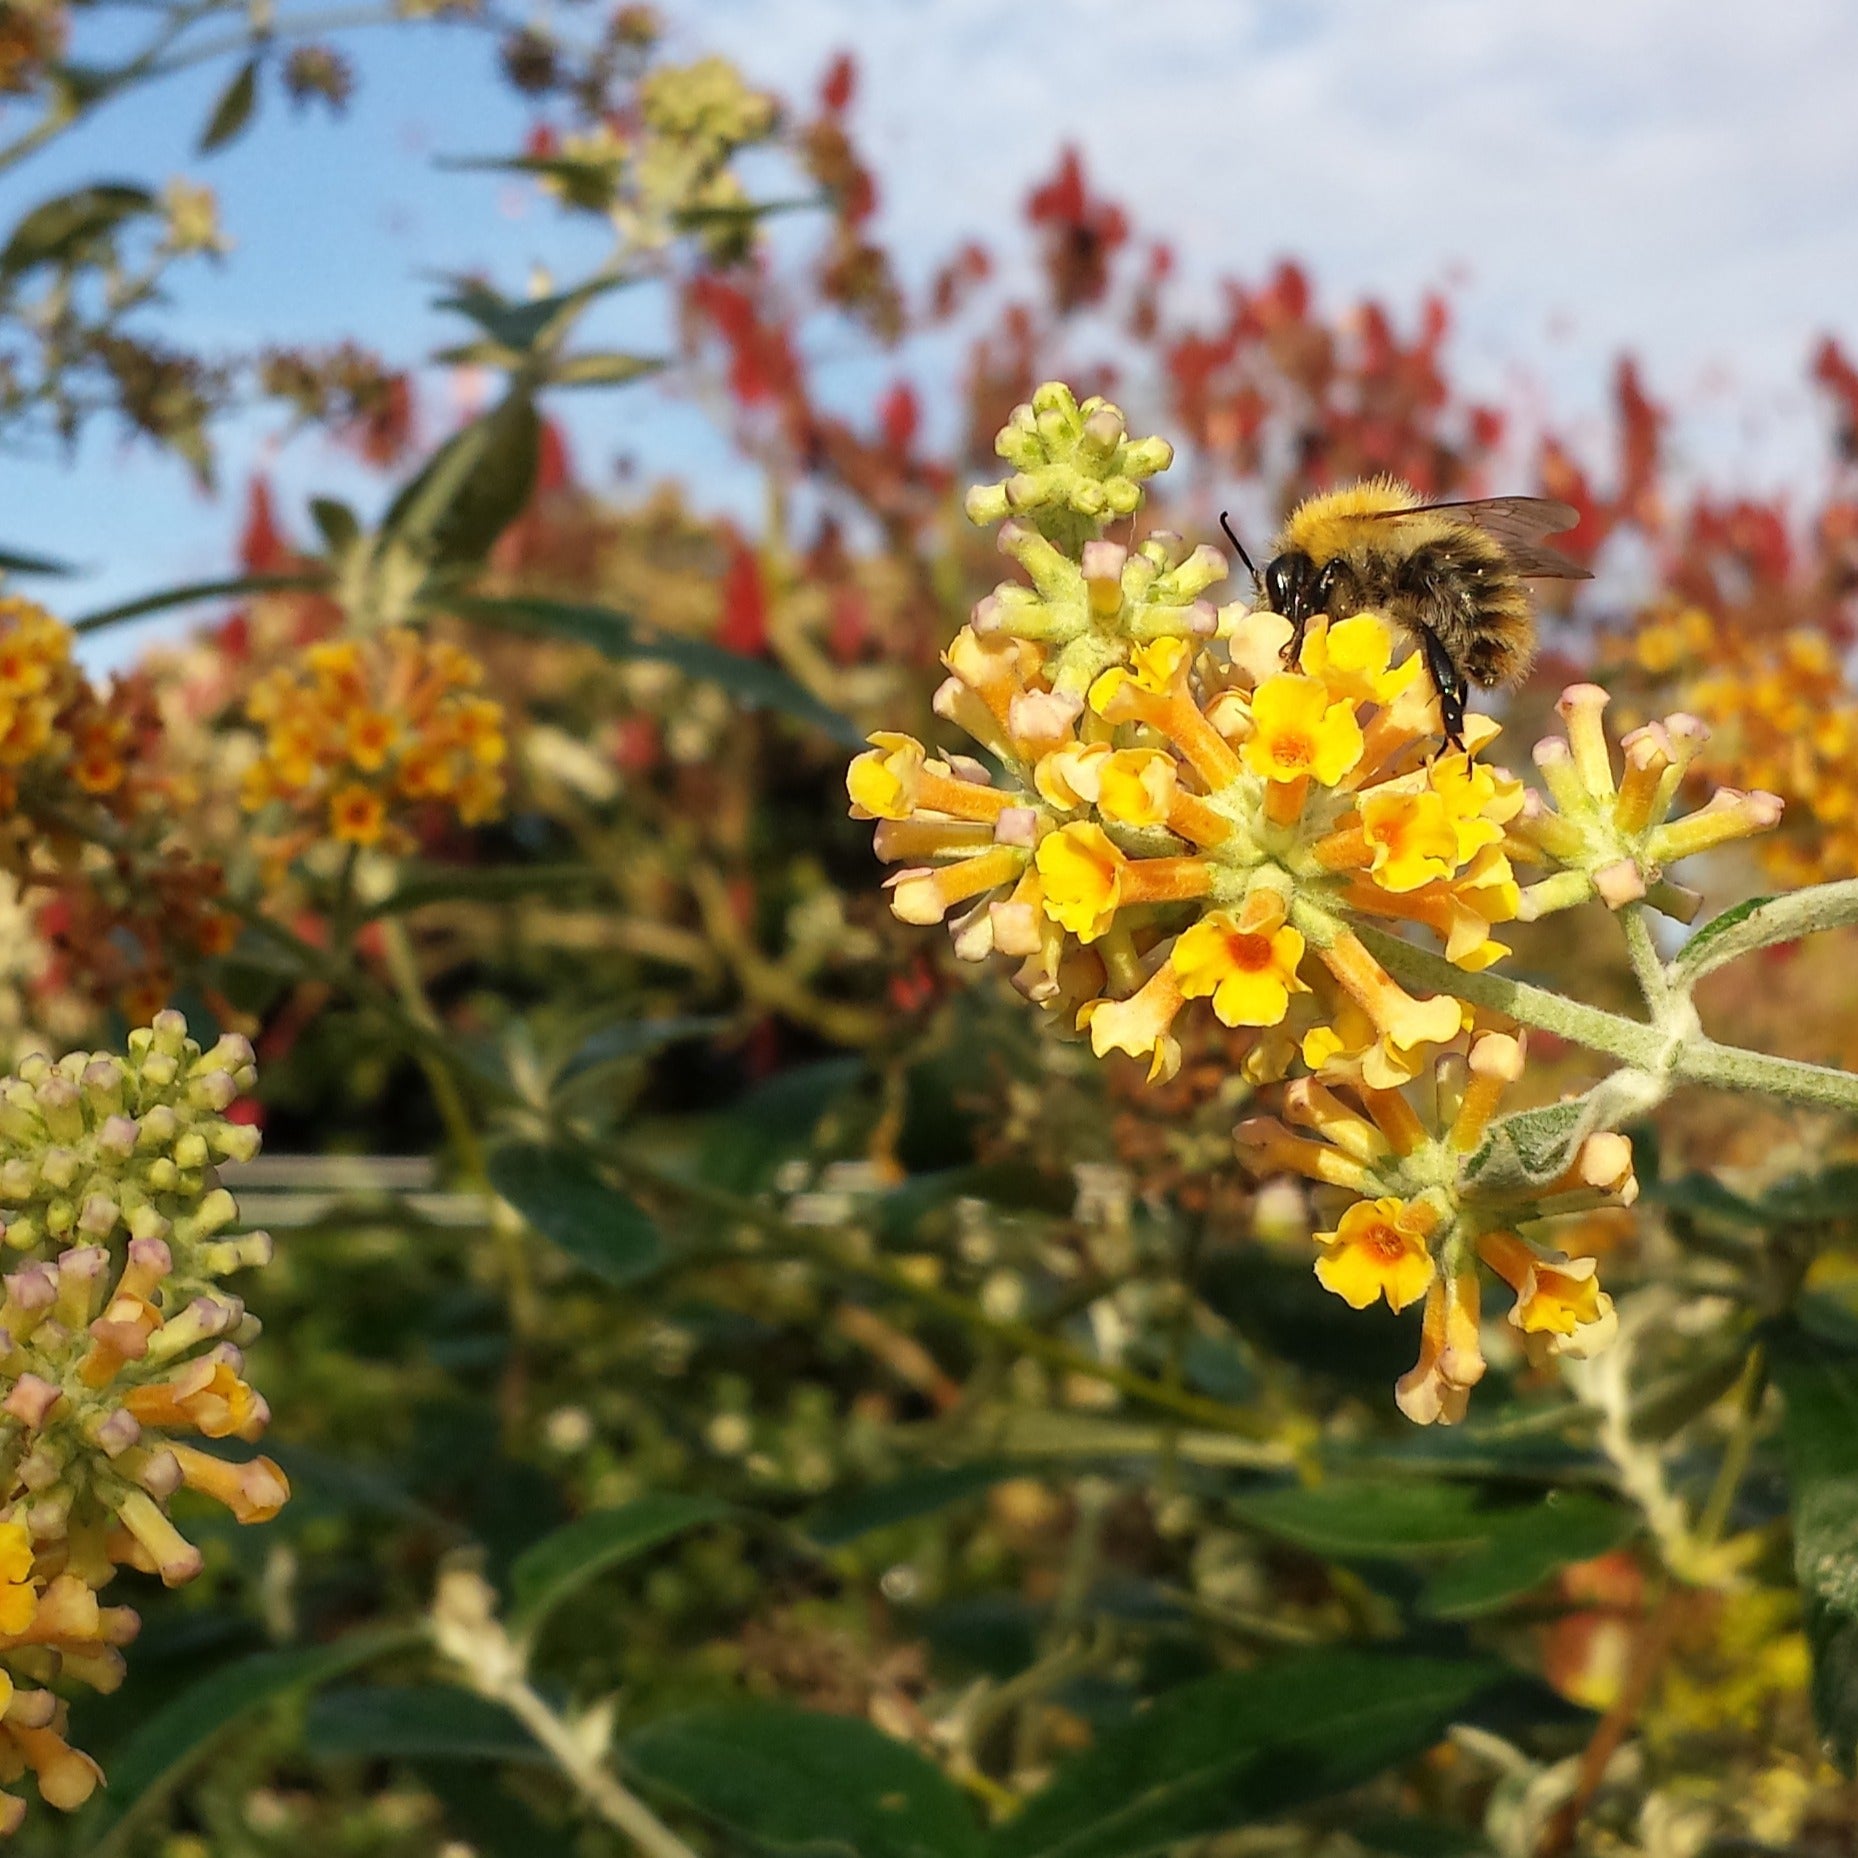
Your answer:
(329, 782), (387, 847)
(1428, 751), (1522, 860)
(1036, 822), (1126, 942)
(1079, 961), (1187, 1083)
(1314, 1196), (1438, 1313)
(1173, 910), (1308, 1027)
(1297, 613), (1419, 704)
(1478, 1231), (1618, 1355)
(1360, 788), (1459, 892)
(846, 732), (927, 819)
(1107, 635), (1192, 700)
(1095, 748), (1177, 827)
(1241, 674), (1363, 786)
(346, 708), (400, 773)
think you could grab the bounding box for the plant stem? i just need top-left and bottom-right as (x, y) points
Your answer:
(1358, 925), (1662, 1064)
(1693, 1344), (1768, 1550)
(1360, 925), (1858, 1113)
(492, 1674), (701, 1858)
(376, 916), (487, 1183)
(1619, 904), (1672, 1019)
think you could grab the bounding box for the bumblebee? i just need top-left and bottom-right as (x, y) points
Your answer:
(1221, 479), (1591, 748)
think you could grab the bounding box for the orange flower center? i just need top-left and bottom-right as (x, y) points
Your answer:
(1363, 1222), (1406, 1263)
(1273, 732), (1314, 769)
(1226, 932), (1273, 972)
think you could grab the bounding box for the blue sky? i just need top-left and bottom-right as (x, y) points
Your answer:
(6, 0), (1858, 654)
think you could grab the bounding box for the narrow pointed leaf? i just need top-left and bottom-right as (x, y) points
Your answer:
(76, 1628), (418, 1850)
(985, 1651), (1501, 1858)
(626, 1702), (983, 1858)
(1774, 1316), (1858, 1764)
(199, 58), (260, 153)
(487, 1143), (663, 1286)
(305, 1685), (543, 1764)
(511, 1493), (732, 1627)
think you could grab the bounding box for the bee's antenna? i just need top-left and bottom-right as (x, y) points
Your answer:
(1218, 510), (1258, 578)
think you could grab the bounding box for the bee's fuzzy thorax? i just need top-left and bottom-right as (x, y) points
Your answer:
(1278, 477), (1461, 563)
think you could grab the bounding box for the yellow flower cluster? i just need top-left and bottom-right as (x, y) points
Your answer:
(1237, 1025), (1636, 1423)
(852, 384), (1795, 1425)
(850, 505), (1525, 1089)
(0, 602), (74, 797)
(1625, 612), (1846, 885)
(0, 1012), (285, 1833)
(241, 629), (507, 859)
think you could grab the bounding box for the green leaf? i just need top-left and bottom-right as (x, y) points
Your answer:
(1421, 1494), (1632, 1618)
(75, 1627), (418, 1852)
(875, 1164), (1073, 1245)
(1628, 1337), (1755, 1443)
(1461, 1096), (1597, 1193)
(0, 544), (75, 576)
(1, 183), (155, 277)
(1200, 1251), (1414, 1395)
(560, 1015), (731, 1082)
(1773, 1317), (1858, 1765)
(1644, 1170), (1766, 1228)
(1759, 1167), (1858, 1224)
(549, 351), (666, 389)
(1671, 893), (1780, 983)
(487, 1144), (664, 1287)
(418, 1761), (561, 1856)
(625, 1702), (982, 1858)
(510, 1493), (731, 1628)
(309, 496), (363, 559)
(1228, 1481), (1632, 1618)
(985, 1651), (1500, 1858)
(71, 571), (329, 635)
(304, 1685), (544, 1764)
(457, 595), (866, 748)
(699, 1055), (865, 1193)
(198, 57), (260, 153)
(1349, 1814), (1490, 1858)
(380, 392), (540, 574)
(805, 1462), (1014, 1548)
(1229, 1481), (1496, 1558)
(433, 270), (642, 356)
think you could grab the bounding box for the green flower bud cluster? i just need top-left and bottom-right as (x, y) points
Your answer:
(963, 383), (1174, 552)
(0, 1013), (287, 1835)
(638, 53), (777, 148)
(0, 1011), (263, 1295)
(630, 56), (778, 261)
(0, 1012), (286, 1589)
(1513, 687), (1783, 923)
(977, 525), (1228, 695)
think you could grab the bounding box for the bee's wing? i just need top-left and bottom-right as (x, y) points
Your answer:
(1362, 496), (1594, 580)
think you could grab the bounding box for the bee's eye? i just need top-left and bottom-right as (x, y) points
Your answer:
(1264, 557), (1298, 612)
(1313, 560), (1345, 610)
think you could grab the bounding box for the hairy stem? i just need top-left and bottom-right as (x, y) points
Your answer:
(1360, 925), (1858, 1114)
(488, 1673), (701, 1858)
(1672, 877), (1858, 986)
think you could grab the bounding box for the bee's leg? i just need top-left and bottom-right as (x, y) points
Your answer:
(1278, 615), (1310, 671)
(1417, 626), (1468, 754)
